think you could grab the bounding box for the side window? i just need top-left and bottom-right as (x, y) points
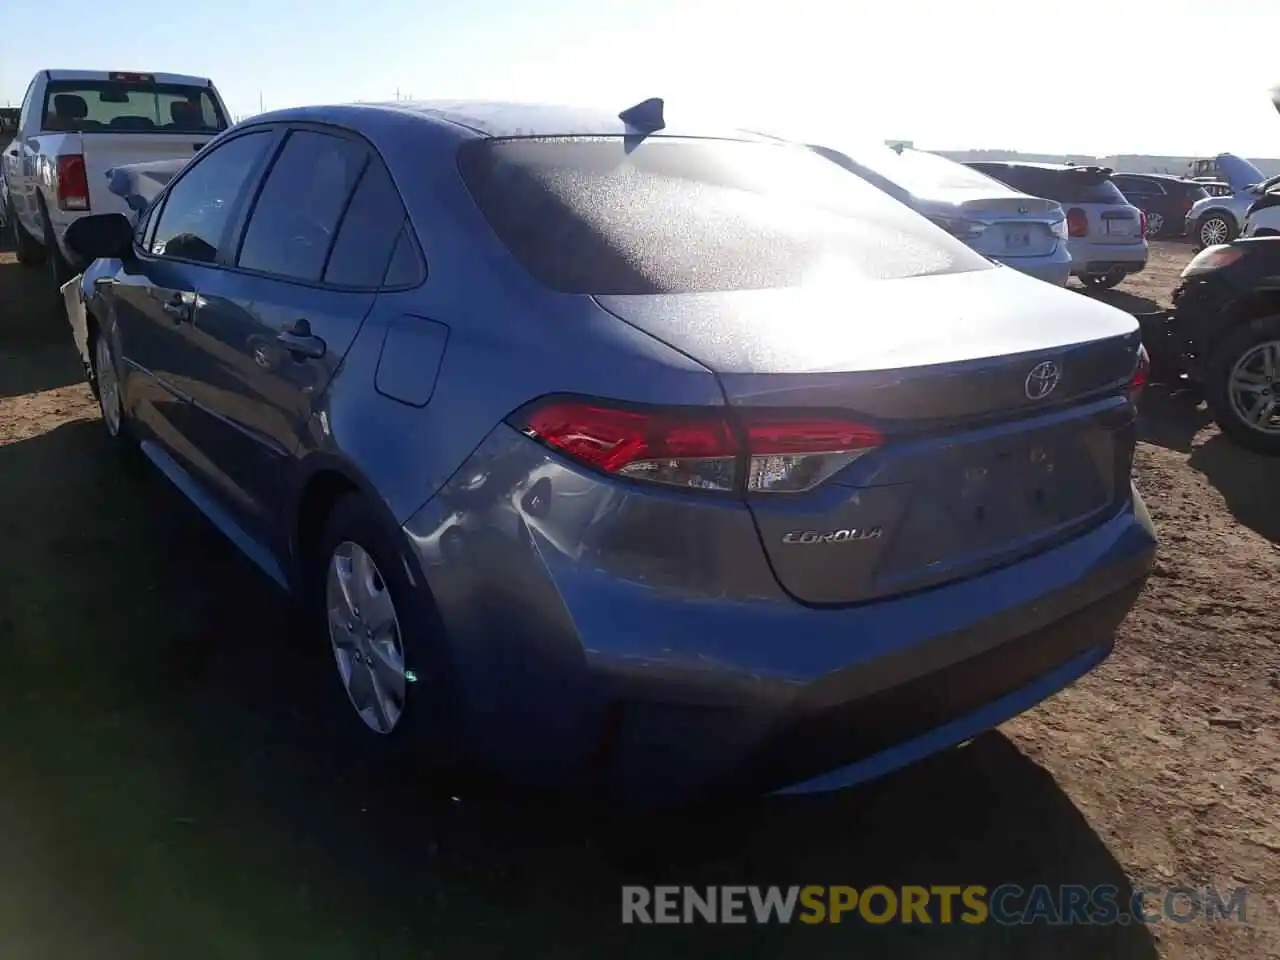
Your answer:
(323, 157), (415, 287)
(150, 131), (272, 264)
(237, 130), (367, 283)
(383, 224), (427, 287)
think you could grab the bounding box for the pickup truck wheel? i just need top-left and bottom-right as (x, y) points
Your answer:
(7, 202), (47, 267)
(38, 201), (74, 290)
(1204, 315), (1280, 455)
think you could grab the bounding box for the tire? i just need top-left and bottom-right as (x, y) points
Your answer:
(88, 320), (134, 449)
(7, 200), (48, 267)
(1196, 212), (1236, 250)
(1144, 210), (1166, 239)
(309, 493), (465, 775)
(1203, 314), (1280, 455)
(1080, 272), (1124, 290)
(38, 198), (74, 290)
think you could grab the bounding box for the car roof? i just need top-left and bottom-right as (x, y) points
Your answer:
(1117, 172), (1201, 185)
(42, 69), (214, 86)
(242, 99), (770, 143)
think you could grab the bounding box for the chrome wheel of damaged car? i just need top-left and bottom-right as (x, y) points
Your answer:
(326, 541), (407, 734)
(94, 333), (123, 437)
(1199, 216), (1232, 248)
(1227, 340), (1280, 434)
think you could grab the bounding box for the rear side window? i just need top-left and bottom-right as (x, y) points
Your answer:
(237, 130), (367, 283)
(1186, 184), (1209, 202)
(42, 79), (226, 134)
(323, 158), (416, 287)
(458, 136), (991, 295)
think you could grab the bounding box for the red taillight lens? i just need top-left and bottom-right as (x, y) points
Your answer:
(514, 399), (882, 494)
(1139, 209), (1149, 239)
(1129, 344), (1150, 400)
(55, 155), (89, 211)
(1066, 207), (1088, 238)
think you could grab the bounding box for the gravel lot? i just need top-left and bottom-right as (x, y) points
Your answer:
(0, 237), (1276, 959)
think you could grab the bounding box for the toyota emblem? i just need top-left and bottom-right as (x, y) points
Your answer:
(1025, 360), (1061, 400)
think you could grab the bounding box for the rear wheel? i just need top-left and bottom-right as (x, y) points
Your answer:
(38, 199), (74, 290)
(1204, 315), (1280, 455)
(1144, 210), (1165, 239)
(7, 201), (47, 267)
(310, 494), (464, 773)
(1197, 213), (1235, 250)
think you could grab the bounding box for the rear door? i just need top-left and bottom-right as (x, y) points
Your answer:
(177, 127), (395, 549)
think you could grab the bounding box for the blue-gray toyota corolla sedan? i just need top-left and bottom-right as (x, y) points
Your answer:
(64, 98), (1157, 804)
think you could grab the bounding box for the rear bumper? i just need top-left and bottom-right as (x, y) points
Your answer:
(1067, 237), (1148, 276)
(996, 246), (1071, 286)
(404, 427), (1157, 800)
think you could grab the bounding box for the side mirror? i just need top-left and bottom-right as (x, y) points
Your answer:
(64, 213), (135, 262)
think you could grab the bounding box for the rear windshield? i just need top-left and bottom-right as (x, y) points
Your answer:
(42, 80), (227, 134)
(457, 136), (992, 295)
(975, 165), (1127, 205)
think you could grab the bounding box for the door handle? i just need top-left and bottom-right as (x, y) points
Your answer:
(277, 320), (326, 360)
(162, 295), (192, 322)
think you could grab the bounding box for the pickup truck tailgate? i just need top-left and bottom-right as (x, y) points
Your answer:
(82, 133), (212, 214)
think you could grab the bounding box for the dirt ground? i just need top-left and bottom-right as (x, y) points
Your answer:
(0, 238), (1276, 959)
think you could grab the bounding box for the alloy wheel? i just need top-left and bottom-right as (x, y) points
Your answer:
(1146, 211), (1164, 238)
(95, 334), (123, 437)
(1226, 340), (1280, 435)
(325, 541), (407, 734)
(1200, 217), (1230, 247)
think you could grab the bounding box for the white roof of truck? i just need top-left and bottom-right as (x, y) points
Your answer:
(41, 69), (214, 86)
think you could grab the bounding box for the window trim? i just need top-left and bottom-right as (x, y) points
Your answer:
(221, 120), (428, 293)
(137, 125), (284, 268)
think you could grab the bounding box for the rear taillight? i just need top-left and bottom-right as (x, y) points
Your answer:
(1129, 344), (1150, 401)
(1066, 207), (1088, 238)
(55, 155), (89, 211)
(1139, 209), (1149, 239)
(513, 399), (883, 495)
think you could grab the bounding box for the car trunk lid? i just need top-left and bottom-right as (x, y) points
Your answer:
(594, 268), (1142, 605)
(953, 193), (1062, 259)
(1076, 203), (1144, 244)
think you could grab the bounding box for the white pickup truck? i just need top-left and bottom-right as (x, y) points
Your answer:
(1, 69), (230, 286)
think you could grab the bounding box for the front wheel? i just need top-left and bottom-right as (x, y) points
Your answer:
(1203, 315), (1280, 455)
(1196, 213), (1235, 250)
(89, 324), (133, 449)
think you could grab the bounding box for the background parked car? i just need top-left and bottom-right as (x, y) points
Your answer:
(1186, 153), (1267, 190)
(805, 141), (1072, 285)
(1185, 174), (1280, 249)
(1111, 173), (1208, 239)
(966, 161), (1148, 289)
(1146, 237), (1280, 454)
(1241, 181), (1280, 238)
(1, 69), (230, 289)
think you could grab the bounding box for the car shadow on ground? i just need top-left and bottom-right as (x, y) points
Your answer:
(1075, 286), (1164, 316)
(1188, 434), (1280, 545)
(0, 237), (84, 398)
(1137, 383), (1213, 453)
(0, 417), (1159, 959)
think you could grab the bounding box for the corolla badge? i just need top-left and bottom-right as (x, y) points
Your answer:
(1024, 360), (1061, 400)
(782, 527), (883, 545)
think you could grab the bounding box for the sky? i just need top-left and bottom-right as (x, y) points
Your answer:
(4, 0), (1279, 158)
